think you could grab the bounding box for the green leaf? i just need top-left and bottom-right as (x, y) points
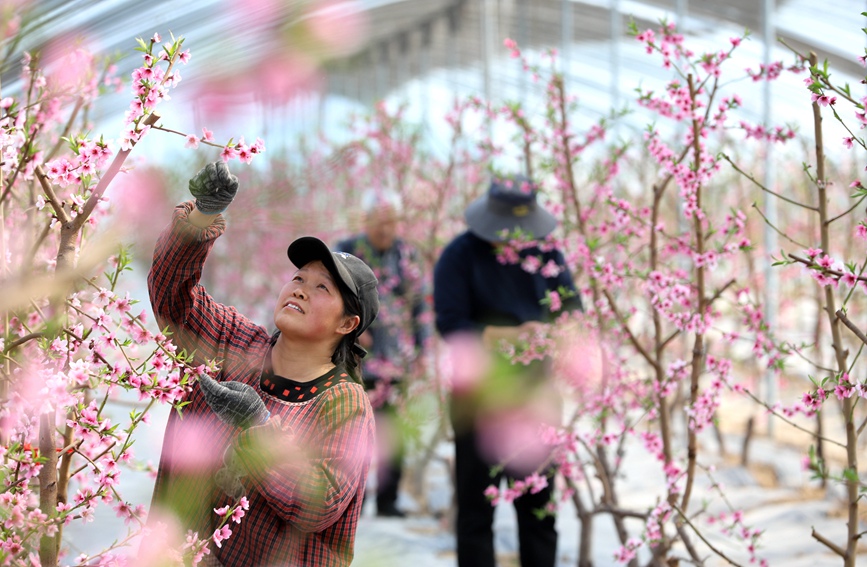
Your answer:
(842, 467), (860, 483)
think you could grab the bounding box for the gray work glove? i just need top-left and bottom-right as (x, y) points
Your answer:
(188, 161), (239, 214)
(198, 375), (270, 429)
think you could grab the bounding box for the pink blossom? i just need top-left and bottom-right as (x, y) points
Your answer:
(237, 143), (253, 164)
(521, 255), (542, 274)
(815, 254), (835, 269)
(220, 145), (238, 162)
(834, 383), (854, 400)
(812, 93), (836, 106)
(548, 290), (562, 312)
(212, 524), (232, 548)
(540, 260), (561, 278)
(484, 485), (500, 505)
(231, 505), (246, 523)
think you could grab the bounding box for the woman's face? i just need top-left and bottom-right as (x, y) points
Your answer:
(274, 260), (359, 345)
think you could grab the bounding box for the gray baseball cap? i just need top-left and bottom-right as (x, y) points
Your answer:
(287, 236), (380, 337)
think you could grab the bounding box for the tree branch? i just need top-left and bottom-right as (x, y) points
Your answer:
(739, 386), (846, 448)
(836, 309), (867, 347)
(811, 527), (846, 557)
(789, 253), (867, 283)
(3, 332), (44, 353)
(720, 153), (818, 211)
(659, 280), (736, 356)
(672, 503), (745, 566)
(828, 194), (867, 225)
(75, 112), (161, 229)
(751, 202), (808, 249)
(602, 288), (660, 372)
(33, 165), (71, 225)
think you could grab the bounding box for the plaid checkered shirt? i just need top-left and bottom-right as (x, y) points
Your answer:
(148, 201), (374, 566)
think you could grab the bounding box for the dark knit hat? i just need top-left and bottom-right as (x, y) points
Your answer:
(465, 174), (557, 242)
(287, 237), (380, 339)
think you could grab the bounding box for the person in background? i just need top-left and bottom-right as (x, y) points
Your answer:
(147, 161), (379, 566)
(433, 174), (582, 567)
(335, 188), (431, 518)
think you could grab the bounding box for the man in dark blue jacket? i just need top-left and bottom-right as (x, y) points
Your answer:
(434, 175), (582, 567)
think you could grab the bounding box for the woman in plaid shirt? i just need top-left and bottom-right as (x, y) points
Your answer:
(147, 162), (379, 566)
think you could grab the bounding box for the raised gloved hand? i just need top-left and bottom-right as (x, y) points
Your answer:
(188, 161), (239, 214)
(198, 375), (270, 429)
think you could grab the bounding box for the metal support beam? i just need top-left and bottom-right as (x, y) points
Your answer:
(762, 0), (778, 435)
(610, 0), (621, 112)
(561, 0), (572, 78)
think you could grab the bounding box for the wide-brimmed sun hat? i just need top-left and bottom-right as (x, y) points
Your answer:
(464, 174), (557, 242)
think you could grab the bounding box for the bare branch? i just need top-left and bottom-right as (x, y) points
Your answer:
(751, 202), (809, 249)
(3, 332), (44, 353)
(811, 527), (846, 557)
(836, 309), (867, 347)
(738, 386), (845, 448)
(602, 288), (660, 372)
(594, 504), (647, 520)
(828, 193), (867, 225)
(720, 153), (818, 211)
(672, 503), (745, 566)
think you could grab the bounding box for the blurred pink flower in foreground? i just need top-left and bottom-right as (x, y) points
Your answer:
(439, 333), (492, 394)
(127, 511), (187, 566)
(192, 49), (321, 123)
(226, 0), (283, 30)
(161, 415), (224, 472)
(252, 51), (321, 105)
(104, 164), (172, 250)
(306, 0), (368, 56)
(196, 0), (368, 122)
(0, 0), (27, 41)
(476, 404), (558, 475)
(553, 328), (604, 391)
(42, 36), (98, 98)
